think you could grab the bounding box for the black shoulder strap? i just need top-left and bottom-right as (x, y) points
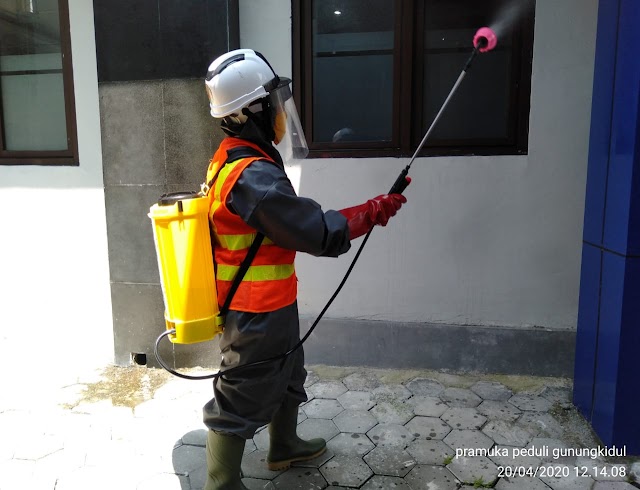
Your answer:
(211, 145), (270, 320)
(219, 233), (265, 318)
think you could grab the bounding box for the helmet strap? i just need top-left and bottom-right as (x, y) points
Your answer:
(241, 98), (276, 143)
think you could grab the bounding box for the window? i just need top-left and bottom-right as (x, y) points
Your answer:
(0, 0), (77, 165)
(293, 0), (535, 158)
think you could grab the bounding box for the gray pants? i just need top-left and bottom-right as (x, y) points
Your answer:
(203, 301), (307, 439)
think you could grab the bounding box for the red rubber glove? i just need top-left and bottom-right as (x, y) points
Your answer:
(339, 193), (407, 240)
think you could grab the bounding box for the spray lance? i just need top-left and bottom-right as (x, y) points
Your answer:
(151, 27), (499, 381)
(388, 27), (498, 195)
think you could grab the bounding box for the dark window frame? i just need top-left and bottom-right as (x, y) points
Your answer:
(292, 0), (534, 159)
(0, 0), (78, 166)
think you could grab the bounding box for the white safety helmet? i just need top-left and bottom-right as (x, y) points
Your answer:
(205, 49), (275, 118)
(205, 49), (309, 161)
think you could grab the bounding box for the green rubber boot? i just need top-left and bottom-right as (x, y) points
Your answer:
(267, 397), (327, 471)
(204, 431), (248, 490)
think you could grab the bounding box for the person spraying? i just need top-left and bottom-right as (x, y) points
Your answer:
(201, 49), (409, 489)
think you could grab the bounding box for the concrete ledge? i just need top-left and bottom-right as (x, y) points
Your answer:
(299, 317), (576, 377)
(141, 316), (575, 378)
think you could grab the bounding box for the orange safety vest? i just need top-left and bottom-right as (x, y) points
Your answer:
(206, 138), (297, 313)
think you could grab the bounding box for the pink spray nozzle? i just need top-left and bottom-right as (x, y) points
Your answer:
(473, 27), (498, 53)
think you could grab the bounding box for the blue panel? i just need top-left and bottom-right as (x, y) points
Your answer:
(582, 0), (620, 246)
(578, 0), (640, 453)
(573, 244), (603, 416)
(612, 256), (640, 453)
(603, 0), (640, 255)
(591, 251), (625, 445)
(627, 96), (640, 255)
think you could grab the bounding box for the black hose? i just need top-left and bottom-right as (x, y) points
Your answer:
(154, 227), (375, 381)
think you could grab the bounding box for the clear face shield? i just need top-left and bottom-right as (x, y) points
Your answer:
(268, 78), (309, 162)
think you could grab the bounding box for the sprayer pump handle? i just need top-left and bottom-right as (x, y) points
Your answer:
(389, 167), (410, 195)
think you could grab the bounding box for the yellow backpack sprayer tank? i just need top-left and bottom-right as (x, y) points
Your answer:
(149, 191), (222, 344)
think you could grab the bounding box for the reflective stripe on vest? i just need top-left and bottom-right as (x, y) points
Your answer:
(207, 138), (297, 313)
(218, 233), (274, 251)
(216, 263), (295, 282)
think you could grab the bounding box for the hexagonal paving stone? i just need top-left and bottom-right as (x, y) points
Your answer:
(441, 407), (487, 430)
(405, 378), (445, 397)
(181, 429), (207, 447)
(405, 396), (448, 417)
(55, 466), (135, 490)
(172, 444), (206, 474)
(516, 411), (565, 438)
(35, 447), (86, 482)
(308, 381), (348, 399)
(540, 386), (572, 406)
(470, 381), (514, 401)
(372, 384), (412, 402)
(244, 478), (277, 489)
(241, 450), (285, 480)
(305, 371), (320, 388)
(342, 372), (381, 391)
(483, 420), (534, 447)
(406, 439), (454, 465)
(367, 424), (415, 447)
(337, 391), (375, 411)
(296, 419), (340, 443)
(404, 416), (451, 440)
(448, 455), (500, 486)
(327, 433), (374, 456)
(508, 393), (554, 412)
(253, 427), (270, 450)
(320, 454), (373, 487)
(592, 482), (637, 489)
(364, 446), (416, 477)
(272, 467), (327, 489)
(477, 400), (522, 422)
(360, 475), (413, 489)
(404, 465), (460, 490)
(443, 429), (494, 452)
(13, 433), (63, 460)
(333, 410), (378, 433)
(371, 402), (414, 425)
(245, 439), (258, 454)
(303, 399), (344, 419)
(495, 476), (551, 489)
(292, 450), (334, 471)
(137, 473), (190, 490)
(441, 387), (482, 408)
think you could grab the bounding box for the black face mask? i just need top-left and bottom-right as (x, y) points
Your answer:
(221, 97), (276, 139)
(220, 104), (283, 167)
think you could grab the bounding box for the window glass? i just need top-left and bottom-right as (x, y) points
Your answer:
(312, 0), (395, 143)
(422, 0), (516, 144)
(295, 0), (534, 157)
(0, 0), (69, 152)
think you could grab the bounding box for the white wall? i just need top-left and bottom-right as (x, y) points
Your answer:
(0, 0), (113, 387)
(239, 0), (599, 330)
